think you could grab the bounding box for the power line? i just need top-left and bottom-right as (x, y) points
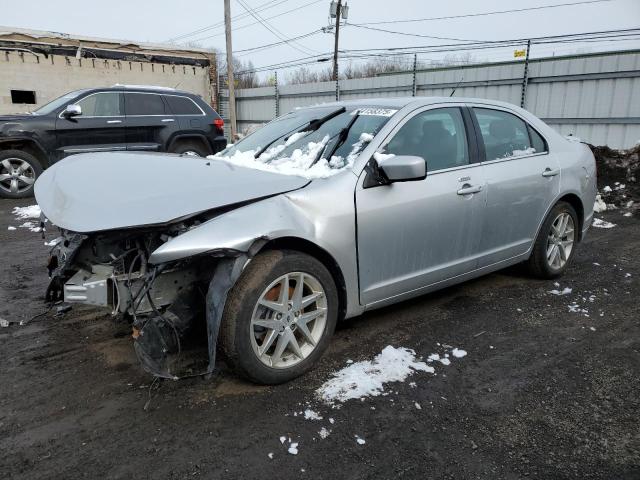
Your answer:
(356, 0), (614, 26)
(235, 0), (318, 56)
(349, 24), (487, 42)
(223, 28), (640, 76)
(167, 0), (291, 42)
(174, 0), (324, 45)
(234, 29), (324, 55)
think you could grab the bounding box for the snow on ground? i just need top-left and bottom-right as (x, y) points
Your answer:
(355, 436), (366, 445)
(287, 442), (299, 455)
(303, 409), (323, 421)
(451, 348), (467, 358)
(549, 287), (573, 295)
(318, 427), (330, 439)
(594, 194), (607, 213)
(317, 345), (467, 404)
(7, 226), (16, 231)
(593, 218), (616, 229)
(317, 346), (434, 404)
(211, 132), (374, 179)
(12, 205), (41, 220)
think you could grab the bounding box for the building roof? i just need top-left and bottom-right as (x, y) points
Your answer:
(0, 25), (214, 66)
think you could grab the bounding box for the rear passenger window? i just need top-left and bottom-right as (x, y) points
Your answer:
(474, 108), (540, 161)
(125, 93), (166, 116)
(528, 126), (548, 153)
(164, 95), (202, 115)
(385, 107), (469, 172)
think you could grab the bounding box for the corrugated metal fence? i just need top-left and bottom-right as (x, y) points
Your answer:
(219, 49), (640, 149)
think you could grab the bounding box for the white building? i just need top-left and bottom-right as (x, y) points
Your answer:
(0, 26), (218, 115)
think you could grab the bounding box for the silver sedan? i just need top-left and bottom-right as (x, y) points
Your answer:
(36, 97), (597, 384)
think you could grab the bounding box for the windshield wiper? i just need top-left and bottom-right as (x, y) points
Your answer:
(311, 110), (360, 167)
(254, 106), (346, 159)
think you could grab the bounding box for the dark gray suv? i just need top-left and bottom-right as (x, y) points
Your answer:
(0, 85), (227, 198)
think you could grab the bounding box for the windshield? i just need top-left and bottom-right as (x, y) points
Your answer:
(32, 90), (89, 115)
(216, 106), (396, 178)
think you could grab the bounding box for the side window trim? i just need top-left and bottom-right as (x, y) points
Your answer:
(469, 105), (550, 164)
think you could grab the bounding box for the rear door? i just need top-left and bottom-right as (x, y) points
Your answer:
(54, 91), (126, 158)
(355, 105), (486, 306)
(124, 92), (177, 151)
(470, 105), (560, 267)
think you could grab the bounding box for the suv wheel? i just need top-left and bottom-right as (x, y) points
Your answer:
(0, 150), (43, 199)
(219, 250), (338, 385)
(170, 140), (209, 157)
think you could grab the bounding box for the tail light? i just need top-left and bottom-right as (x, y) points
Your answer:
(213, 118), (224, 132)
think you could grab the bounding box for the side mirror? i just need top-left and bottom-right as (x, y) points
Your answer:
(62, 104), (82, 118)
(377, 154), (426, 182)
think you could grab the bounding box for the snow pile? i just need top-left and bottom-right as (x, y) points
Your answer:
(593, 194), (607, 213)
(451, 348), (467, 358)
(211, 132), (374, 179)
(355, 436), (366, 445)
(7, 226), (16, 231)
(593, 218), (616, 229)
(12, 205), (41, 220)
(318, 427), (330, 439)
(317, 346), (434, 404)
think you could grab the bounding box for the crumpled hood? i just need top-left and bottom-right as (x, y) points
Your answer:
(35, 152), (310, 233)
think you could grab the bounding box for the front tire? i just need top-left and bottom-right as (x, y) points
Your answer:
(219, 250), (338, 385)
(526, 201), (579, 279)
(0, 149), (43, 199)
(170, 140), (209, 157)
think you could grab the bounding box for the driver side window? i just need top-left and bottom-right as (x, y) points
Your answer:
(76, 92), (122, 117)
(385, 107), (469, 172)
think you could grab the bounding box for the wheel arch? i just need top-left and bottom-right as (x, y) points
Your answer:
(0, 138), (49, 167)
(259, 236), (348, 322)
(167, 133), (212, 154)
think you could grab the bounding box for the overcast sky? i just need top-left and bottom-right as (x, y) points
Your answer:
(2, 0), (639, 78)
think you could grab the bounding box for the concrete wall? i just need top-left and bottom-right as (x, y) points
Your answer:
(221, 49), (640, 149)
(1, 51), (213, 114)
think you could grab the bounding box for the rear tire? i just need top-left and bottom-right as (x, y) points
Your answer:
(170, 140), (210, 157)
(0, 149), (43, 199)
(526, 201), (579, 279)
(219, 250), (338, 385)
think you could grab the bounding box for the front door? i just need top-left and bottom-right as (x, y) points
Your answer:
(356, 106), (486, 306)
(470, 106), (561, 266)
(54, 91), (126, 159)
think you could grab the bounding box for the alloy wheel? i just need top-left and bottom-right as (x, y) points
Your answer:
(250, 272), (327, 369)
(0, 158), (36, 194)
(546, 212), (575, 270)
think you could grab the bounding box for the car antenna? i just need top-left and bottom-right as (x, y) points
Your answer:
(449, 76), (464, 97)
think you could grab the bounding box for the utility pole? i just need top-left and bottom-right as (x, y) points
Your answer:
(224, 0), (237, 140)
(332, 0), (342, 81)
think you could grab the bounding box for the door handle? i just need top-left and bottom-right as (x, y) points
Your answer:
(457, 184), (482, 195)
(106, 120), (122, 124)
(161, 118), (175, 122)
(542, 168), (560, 177)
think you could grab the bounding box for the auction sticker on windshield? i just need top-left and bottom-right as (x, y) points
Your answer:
(355, 108), (398, 117)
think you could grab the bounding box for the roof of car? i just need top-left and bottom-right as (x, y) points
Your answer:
(82, 85), (196, 96)
(297, 96), (523, 111)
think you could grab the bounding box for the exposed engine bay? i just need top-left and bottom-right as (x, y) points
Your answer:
(45, 217), (251, 380)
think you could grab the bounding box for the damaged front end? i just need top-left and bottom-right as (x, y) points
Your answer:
(46, 221), (254, 380)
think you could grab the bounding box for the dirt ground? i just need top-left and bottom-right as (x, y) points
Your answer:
(1, 175), (639, 479)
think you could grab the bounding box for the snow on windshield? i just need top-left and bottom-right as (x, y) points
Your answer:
(210, 131), (376, 179)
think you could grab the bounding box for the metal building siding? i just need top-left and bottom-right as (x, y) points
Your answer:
(223, 50), (640, 148)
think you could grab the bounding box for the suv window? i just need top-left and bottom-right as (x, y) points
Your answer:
(474, 108), (542, 160)
(164, 95), (202, 115)
(385, 107), (469, 172)
(77, 92), (122, 117)
(125, 93), (166, 116)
